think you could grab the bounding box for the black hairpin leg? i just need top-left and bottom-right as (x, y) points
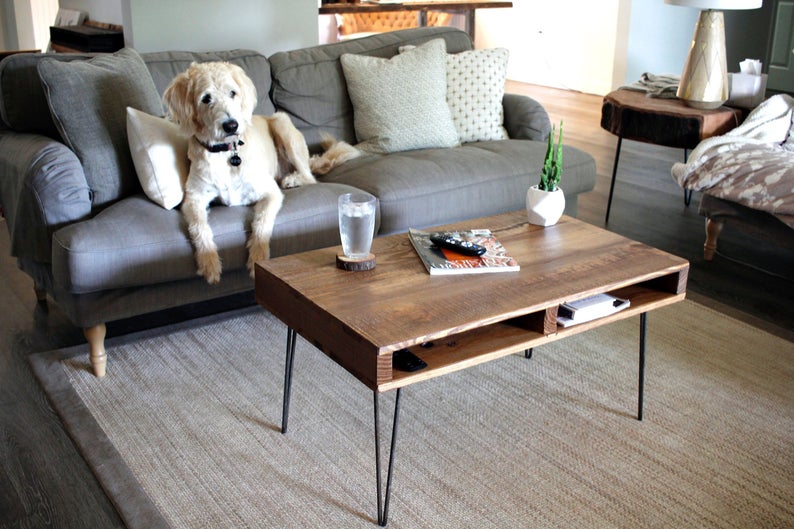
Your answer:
(637, 313), (647, 421)
(605, 135), (623, 224)
(524, 348), (533, 359)
(374, 389), (402, 527)
(281, 327), (297, 434)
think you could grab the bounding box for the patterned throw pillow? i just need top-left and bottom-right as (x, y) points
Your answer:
(446, 48), (510, 143)
(340, 38), (459, 154)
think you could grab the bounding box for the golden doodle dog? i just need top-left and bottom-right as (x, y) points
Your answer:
(163, 61), (358, 284)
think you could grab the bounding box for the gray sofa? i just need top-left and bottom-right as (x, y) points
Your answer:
(0, 27), (596, 376)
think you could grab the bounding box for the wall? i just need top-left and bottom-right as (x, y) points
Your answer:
(60, 0), (318, 54)
(476, 0), (637, 95)
(1, 2), (17, 50)
(59, 0), (122, 26)
(13, 1), (774, 95)
(624, 1), (699, 85)
(627, 2), (772, 86)
(724, 2), (775, 72)
(477, 0), (771, 96)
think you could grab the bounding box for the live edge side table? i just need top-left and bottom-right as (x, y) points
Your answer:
(600, 89), (744, 224)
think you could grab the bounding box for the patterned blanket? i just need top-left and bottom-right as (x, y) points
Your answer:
(672, 94), (794, 229)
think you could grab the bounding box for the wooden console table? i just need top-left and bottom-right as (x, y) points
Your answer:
(600, 89), (744, 224)
(319, 1), (512, 41)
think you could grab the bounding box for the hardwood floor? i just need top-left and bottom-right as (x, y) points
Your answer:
(1, 83), (792, 528)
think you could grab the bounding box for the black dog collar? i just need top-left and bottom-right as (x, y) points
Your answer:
(196, 138), (245, 166)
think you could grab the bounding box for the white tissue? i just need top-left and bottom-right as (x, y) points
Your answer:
(739, 59), (762, 76)
(729, 59), (766, 108)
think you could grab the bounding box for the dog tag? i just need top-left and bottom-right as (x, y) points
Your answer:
(229, 154), (242, 167)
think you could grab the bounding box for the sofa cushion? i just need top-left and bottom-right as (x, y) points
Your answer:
(446, 48), (510, 143)
(341, 38), (459, 153)
(38, 48), (164, 209)
(400, 45), (510, 143)
(51, 183), (366, 294)
(141, 49), (276, 116)
(321, 140), (597, 234)
(0, 52), (91, 139)
(268, 27), (473, 152)
(127, 107), (189, 210)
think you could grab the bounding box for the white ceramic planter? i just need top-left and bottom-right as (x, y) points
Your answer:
(526, 185), (565, 226)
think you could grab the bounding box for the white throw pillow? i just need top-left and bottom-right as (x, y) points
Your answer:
(340, 38), (459, 154)
(446, 48), (510, 143)
(126, 107), (189, 209)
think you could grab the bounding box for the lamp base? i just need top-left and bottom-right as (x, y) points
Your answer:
(680, 98), (725, 110)
(676, 10), (728, 110)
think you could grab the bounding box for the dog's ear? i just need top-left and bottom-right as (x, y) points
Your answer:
(163, 70), (192, 128)
(230, 64), (258, 118)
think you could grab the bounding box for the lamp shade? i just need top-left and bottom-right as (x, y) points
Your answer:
(664, 0), (761, 9)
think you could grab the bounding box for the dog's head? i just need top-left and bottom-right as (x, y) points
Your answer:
(163, 62), (257, 143)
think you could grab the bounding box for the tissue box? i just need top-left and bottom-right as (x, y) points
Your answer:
(727, 73), (767, 108)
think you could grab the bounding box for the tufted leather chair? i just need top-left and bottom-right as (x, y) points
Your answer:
(337, 11), (452, 40)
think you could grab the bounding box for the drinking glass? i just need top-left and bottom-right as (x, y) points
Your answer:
(338, 192), (377, 259)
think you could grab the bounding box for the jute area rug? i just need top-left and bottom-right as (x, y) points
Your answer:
(31, 300), (793, 529)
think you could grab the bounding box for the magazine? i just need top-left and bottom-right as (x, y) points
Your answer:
(556, 293), (630, 327)
(408, 228), (520, 275)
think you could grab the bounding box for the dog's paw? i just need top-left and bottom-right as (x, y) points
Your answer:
(247, 240), (270, 277)
(280, 171), (316, 189)
(280, 174), (299, 189)
(196, 251), (222, 284)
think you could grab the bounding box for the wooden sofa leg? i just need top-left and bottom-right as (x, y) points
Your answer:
(84, 324), (107, 377)
(704, 218), (724, 261)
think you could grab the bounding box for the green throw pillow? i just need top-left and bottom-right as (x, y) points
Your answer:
(340, 38), (459, 154)
(38, 48), (163, 208)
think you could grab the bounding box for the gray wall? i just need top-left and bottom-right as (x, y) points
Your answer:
(59, 0), (317, 54)
(59, 0), (122, 27)
(625, 2), (699, 83)
(625, 1), (774, 85)
(724, 2), (776, 72)
(37, 1), (779, 89)
(0, 2), (16, 50)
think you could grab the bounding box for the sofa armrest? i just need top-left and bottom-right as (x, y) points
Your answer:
(0, 131), (91, 262)
(503, 93), (552, 142)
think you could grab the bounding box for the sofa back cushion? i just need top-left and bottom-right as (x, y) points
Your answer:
(141, 49), (275, 116)
(268, 27), (472, 152)
(0, 52), (92, 139)
(38, 48), (164, 209)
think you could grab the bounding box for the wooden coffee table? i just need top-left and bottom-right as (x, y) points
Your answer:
(255, 211), (688, 526)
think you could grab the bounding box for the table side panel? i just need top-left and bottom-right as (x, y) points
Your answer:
(255, 265), (391, 388)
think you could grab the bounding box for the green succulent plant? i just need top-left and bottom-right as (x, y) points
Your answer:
(538, 121), (563, 192)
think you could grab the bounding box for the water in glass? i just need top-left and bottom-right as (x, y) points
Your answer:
(338, 193), (376, 259)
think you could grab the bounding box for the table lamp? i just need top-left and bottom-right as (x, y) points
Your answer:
(665, 0), (762, 109)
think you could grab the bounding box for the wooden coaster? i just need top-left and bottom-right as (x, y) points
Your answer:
(336, 253), (376, 271)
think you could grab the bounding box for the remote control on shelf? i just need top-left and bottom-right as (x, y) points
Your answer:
(430, 233), (487, 256)
(392, 349), (427, 372)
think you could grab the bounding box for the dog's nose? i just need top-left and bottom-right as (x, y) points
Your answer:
(222, 119), (238, 134)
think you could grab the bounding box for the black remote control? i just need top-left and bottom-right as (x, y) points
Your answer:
(430, 233), (486, 256)
(392, 349), (428, 372)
